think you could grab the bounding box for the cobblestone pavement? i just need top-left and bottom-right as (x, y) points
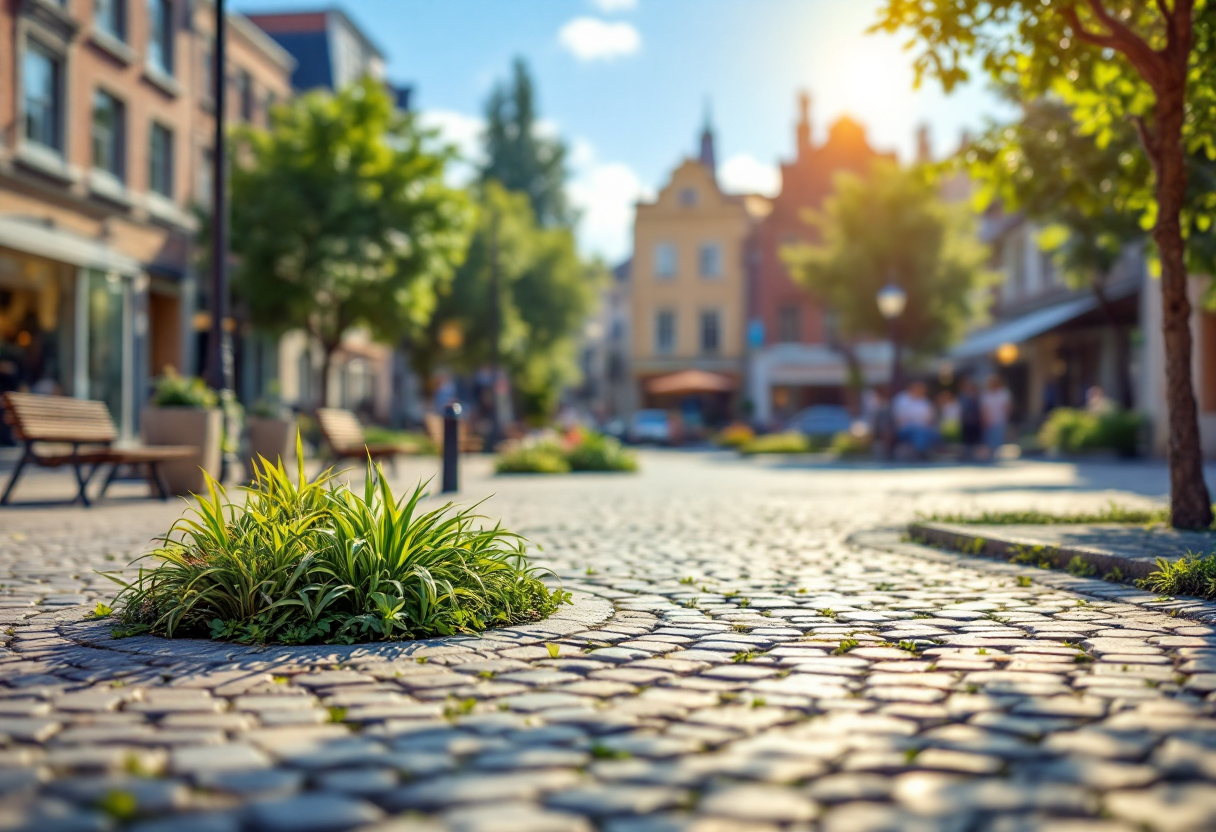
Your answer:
(2, 453), (1216, 832)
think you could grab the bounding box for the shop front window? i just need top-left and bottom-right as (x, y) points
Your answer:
(85, 269), (129, 431)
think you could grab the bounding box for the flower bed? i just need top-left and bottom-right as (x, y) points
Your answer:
(495, 429), (637, 474)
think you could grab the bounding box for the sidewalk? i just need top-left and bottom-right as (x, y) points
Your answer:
(910, 520), (1216, 582)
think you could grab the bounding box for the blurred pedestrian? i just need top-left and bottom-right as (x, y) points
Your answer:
(1086, 385), (1115, 416)
(981, 375), (1011, 458)
(893, 381), (938, 459)
(958, 377), (983, 460)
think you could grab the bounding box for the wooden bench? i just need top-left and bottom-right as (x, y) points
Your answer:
(424, 412), (485, 453)
(316, 408), (415, 472)
(1, 392), (196, 506)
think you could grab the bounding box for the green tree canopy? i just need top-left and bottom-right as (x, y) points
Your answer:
(872, 0), (1215, 527)
(782, 162), (992, 360)
(480, 59), (572, 228)
(229, 79), (471, 408)
(411, 183), (601, 421)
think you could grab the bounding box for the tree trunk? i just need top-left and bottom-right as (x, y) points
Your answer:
(1151, 87), (1212, 529)
(317, 340), (339, 414)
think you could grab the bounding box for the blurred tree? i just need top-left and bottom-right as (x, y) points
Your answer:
(782, 162), (991, 364)
(480, 59), (573, 228)
(872, 0), (1216, 528)
(229, 79), (472, 410)
(410, 183), (601, 422)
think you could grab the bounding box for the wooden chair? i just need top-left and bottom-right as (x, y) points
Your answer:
(1, 392), (196, 507)
(316, 408), (414, 472)
(424, 412), (485, 453)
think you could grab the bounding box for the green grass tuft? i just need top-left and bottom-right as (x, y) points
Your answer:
(104, 446), (566, 645)
(920, 502), (1173, 526)
(1138, 553), (1216, 600)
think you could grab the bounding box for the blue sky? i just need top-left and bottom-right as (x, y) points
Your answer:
(235, 0), (1011, 263)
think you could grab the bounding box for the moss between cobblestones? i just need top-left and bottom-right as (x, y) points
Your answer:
(105, 450), (567, 645)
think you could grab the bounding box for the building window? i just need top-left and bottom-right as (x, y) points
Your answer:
(96, 0), (126, 40)
(700, 310), (721, 355)
(679, 187), (698, 207)
(655, 311), (676, 355)
(236, 70), (253, 122)
(23, 42), (63, 152)
(147, 0), (174, 76)
(655, 243), (677, 279)
(777, 304), (800, 343)
(699, 242), (722, 278)
(149, 123), (173, 197)
(92, 90), (125, 179)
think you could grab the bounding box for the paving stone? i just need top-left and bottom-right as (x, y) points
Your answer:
(545, 784), (687, 817)
(1106, 783), (1216, 831)
(244, 793), (384, 832)
(697, 784), (817, 822)
(443, 802), (594, 832)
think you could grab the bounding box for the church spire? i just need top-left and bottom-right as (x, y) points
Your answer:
(698, 99), (716, 175)
(796, 91), (812, 160)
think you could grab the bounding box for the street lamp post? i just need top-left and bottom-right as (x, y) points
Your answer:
(876, 278), (907, 459)
(205, 0), (232, 398)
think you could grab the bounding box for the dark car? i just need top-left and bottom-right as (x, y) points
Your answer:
(786, 405), (854, 440)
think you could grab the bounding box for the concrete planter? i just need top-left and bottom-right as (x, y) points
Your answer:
(141, 406), (223, 495)
(245, 416), (295, 479)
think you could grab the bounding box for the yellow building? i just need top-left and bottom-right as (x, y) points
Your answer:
(629, 121), (769, 433)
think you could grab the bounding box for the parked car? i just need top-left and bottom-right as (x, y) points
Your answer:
(786, 405), (854, 440)
(629, 409), (672, 445)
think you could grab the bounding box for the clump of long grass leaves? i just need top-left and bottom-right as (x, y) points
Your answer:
(1138, 552), (1216, 600)
(107, 443), (569, 645)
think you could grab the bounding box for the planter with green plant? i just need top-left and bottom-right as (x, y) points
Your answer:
(142, 369), (222, 495)
(245, 384), (295, 479)
(495, 429), (637, 475)
(107, 449), (567, 644)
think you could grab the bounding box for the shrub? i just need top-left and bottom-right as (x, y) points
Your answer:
(715, 424), (755, 449)
(565, 431), (637, 472)
(107, 450), (566, 644)
(495, 442), (570, 474)
(830, 430), (872, 457)
(1039, 408), (1145, 457)
(1138, 553), (1216, 600)
(739, 432), (812, 455)
(364, 426), (436, 456)
(152, 368), (218, 409)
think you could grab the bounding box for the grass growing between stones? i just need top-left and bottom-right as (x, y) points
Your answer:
(107, 451), (568, 645)
(919, 503), (1171, 526)
(1139, 554), (1216, 600)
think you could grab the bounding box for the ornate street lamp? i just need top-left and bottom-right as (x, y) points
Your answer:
(876, 279), (907, 393)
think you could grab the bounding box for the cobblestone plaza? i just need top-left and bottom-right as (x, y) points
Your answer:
(2, 453), (1215, 831)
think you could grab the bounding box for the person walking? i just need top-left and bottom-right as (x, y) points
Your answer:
(893, 381), (938, 459)
(958, 377), (983, 460)
(981, 375), (1011, 459)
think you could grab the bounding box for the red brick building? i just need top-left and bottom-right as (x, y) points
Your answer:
(747, 94), (895, 427)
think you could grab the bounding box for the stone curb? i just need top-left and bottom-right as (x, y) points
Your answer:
(908, 521), (1173, 581)
(42, 588), (617, 669)
(851, 527), (1216, 625)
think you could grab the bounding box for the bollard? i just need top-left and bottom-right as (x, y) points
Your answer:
(441, 402), (461, 493)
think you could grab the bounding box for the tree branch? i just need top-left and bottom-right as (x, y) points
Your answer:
(1063, 2), (1165, 85)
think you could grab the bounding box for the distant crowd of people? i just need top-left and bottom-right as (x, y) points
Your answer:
(867, 376), (1012, 461)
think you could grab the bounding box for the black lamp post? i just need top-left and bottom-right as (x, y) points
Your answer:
(205, 0), (232, 397)
(876, 277), (907, 459)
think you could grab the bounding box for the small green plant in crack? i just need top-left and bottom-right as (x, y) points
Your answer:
(833, 638), (859, 655)
(897, 640), (920, 655)
(1145, 679), (1160, 688)
(718, 691), (741, 703)
(477, 670), (495, 680)
(589, 743), (631, 760)
(585, 567), (597, 576)
(737, 598), (752, 608)
(545, 642), (561, 659)
(1103, 566), (1125, 583)
(761, 610), (773, 618)
(903, 748), (922, 764)
(912, 612), (932, 620)
(731, 623), (749, 632)
(443, 697), (477, 720)
(1073, 652), (1094, 664)
(1066, 556), (1098, 578)
(326, 706), (348, 723)
(682, 598), (700, 609)
(723, 590), (739, 598)
(875, 582), (894, 591)
(818, 608), (837, 619)
(732, 650), (757, 663)
(965, 683), (980, 694)
(679, 576), (695, 585)
(91, 602), (113, 619)
(1016, 575), (1033, 588)
(750, 697), (767, 708)
(415, 656), (429, 664)
(976, 647), (989, 656)
(96, 790), (139, 822)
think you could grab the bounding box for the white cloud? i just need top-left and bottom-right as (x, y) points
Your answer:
(590, 0), (637, 11)
(419, 109), (484, 185)
(558, 17), (641, 61)
(569, 149), (653, 263)
(719, 153), (781, 198)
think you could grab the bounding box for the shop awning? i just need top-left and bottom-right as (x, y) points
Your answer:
(646, 370), (736, 396)
(951, 294), (1100, 360)
(0, 216), (141, 276)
